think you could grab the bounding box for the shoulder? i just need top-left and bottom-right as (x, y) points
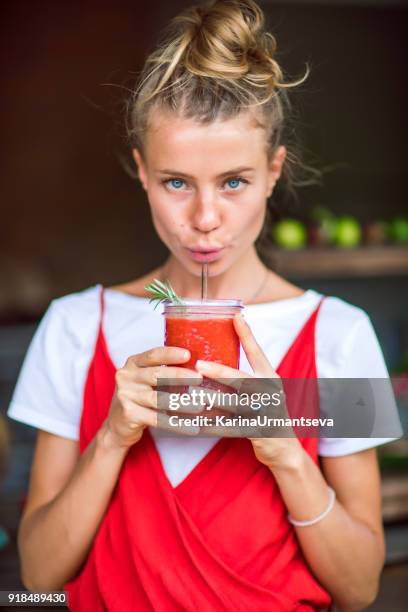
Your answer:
(314, 292), (368, 325)
(49, 284), (101, 318)
(44, 284), (102, 343)
(48, 285), (101, 324)
(314, 292), (383, 377)
(317, 293), (372, 348)
(6, 285), (103, 440)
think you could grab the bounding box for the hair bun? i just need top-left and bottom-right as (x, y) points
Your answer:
(170, 0), (282, 90)
(179, 0), (265, 53)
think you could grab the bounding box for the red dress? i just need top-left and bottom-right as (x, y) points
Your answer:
(64, 287), (333, 611)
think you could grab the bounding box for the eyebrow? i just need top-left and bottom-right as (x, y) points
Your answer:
(156, 166), (255, 179)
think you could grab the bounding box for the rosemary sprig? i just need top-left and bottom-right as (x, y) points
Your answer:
(144, 278), (185, 310)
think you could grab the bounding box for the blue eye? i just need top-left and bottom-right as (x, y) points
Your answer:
(168, 178), (185, 190)
(228, 178), (240, 189)
(163, 176), (248, 192)
(226, 177), (247, 190)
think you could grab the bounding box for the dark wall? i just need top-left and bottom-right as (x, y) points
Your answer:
(1, 1), (407, 317)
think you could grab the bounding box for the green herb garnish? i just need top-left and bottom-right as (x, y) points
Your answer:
(144, 278), (185, 310)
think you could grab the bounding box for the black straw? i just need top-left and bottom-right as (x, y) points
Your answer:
(201, 262), (208, 300)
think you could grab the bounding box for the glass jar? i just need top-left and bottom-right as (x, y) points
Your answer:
(163, 298), (244, 370)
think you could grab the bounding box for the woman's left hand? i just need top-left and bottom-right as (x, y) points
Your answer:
(193, 312), (305, 472)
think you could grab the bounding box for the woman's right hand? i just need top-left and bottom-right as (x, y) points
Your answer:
(103, 346), (203, 450)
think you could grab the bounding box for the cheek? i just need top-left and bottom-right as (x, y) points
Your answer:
(147, 189), (188, 238)
(236, 188), (267, 227)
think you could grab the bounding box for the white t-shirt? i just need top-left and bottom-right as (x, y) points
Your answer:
(7, 284), (403, 486)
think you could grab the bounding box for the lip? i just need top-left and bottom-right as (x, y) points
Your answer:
(187, 248), (224, 262)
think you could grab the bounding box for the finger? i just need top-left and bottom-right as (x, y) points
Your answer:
(119, 386), (166, 413)
(186, 385), (241, 414)
(152, 366), (203, 387)
(122, 401), (159, 428)
(127, 364), (202, 388)
(233, 313), (279, 378)
(128, 346), (192, 368)
(188, 379), (286, 420)
(194, 361), (248, 390)
(237, 376), (285, 398)
(157, 388), (207, 414)
(121, 387), (205, 415)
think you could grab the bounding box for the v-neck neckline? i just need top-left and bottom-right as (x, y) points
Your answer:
(144, 427), (234, 496)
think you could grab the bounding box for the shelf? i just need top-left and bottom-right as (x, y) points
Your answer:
(264, 246), (408, 279)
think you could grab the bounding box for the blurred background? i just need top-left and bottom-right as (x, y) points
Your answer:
(0, 0), (407, 609)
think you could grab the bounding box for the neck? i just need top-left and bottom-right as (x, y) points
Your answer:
(160, 246), (270, 302)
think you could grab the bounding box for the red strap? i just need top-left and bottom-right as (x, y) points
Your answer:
(98, 285), (105, 334)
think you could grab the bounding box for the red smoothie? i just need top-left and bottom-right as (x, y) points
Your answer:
(165, 316), (240, 369)
(162, 299), (244, 394)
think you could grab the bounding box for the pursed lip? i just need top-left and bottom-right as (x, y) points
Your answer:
(187, 246), (224, 253)
(186, 247), (225, 262)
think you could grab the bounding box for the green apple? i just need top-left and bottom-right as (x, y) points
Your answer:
(310, 206), (337, 244)
(388, 218), (408, 244)
(321, 217), (337, 243)
(334, 216), (361, 248)
(272, 219), (307, 250)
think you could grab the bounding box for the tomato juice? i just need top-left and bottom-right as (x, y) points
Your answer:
(162, 299), (244, 394)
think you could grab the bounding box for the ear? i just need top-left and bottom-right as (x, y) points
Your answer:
(132, 148), (148, 191)
(267, 145), (286, 197)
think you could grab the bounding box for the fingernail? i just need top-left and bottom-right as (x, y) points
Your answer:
(196, 360), (208, 370)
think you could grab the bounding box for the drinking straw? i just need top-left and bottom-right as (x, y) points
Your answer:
(201, 262), (208, 300)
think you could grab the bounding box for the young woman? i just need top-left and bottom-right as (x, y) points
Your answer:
(8, 1), (401, 610)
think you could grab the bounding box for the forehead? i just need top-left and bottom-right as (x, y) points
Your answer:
(144, 109), (267, 170)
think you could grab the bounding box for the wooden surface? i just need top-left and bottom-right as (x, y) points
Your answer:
(264, 246), (408, 279)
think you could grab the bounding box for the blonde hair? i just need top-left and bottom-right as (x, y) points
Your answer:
(123, 0), (321, 249)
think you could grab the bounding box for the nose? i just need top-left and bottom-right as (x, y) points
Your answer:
(191, 189), (222, 234)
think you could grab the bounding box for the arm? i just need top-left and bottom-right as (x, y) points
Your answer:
(225, 308), (390, 609)
(195, 312), (385, 609)
(271, 445), (385, 611)
(18, 345), (200, 591)
(18, 420), (128, 591)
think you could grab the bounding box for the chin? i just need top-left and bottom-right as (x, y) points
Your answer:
(193, 259), (230, 278)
